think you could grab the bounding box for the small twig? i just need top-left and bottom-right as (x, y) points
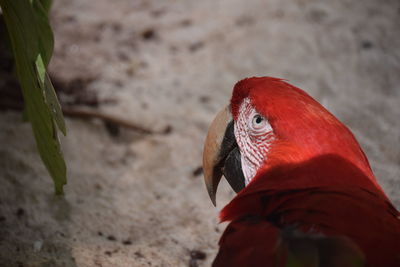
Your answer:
(0, 101), (169, 135)
(61, 107), (157, 134)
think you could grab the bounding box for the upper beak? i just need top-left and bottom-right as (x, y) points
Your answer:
(203, 106), (245, 206)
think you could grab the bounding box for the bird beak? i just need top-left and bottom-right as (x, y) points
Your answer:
(203, 105), (245, 206)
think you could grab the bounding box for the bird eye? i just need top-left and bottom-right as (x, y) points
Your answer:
(251, 114), (266, 130)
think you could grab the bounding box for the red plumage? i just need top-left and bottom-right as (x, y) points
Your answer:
(214, 77), (400, 266)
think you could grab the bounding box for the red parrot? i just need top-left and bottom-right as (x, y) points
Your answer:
(202, 77), (400, 267)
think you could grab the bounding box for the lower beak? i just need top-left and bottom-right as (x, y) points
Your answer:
(202, 106), (245, 206)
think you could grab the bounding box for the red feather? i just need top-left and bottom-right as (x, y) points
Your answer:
(215, 77), (400, 266)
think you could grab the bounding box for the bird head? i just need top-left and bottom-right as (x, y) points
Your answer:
(203, 77), (375, 205)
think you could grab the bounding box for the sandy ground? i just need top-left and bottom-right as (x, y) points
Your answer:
(1, 0), (400, 266)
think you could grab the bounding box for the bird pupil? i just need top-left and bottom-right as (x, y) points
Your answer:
(255, 116), (262, 124)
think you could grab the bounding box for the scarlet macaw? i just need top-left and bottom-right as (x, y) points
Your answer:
(203, 77), (400, 267)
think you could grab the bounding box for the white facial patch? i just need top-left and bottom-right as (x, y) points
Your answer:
(234, 98), (275, 185)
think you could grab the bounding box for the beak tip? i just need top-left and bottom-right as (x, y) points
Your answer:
(206, 183), (217, 206)
(211, 195), (217, 207)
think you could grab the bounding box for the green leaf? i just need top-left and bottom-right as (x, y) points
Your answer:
(38, 0), (52, 14)
(32, 0), (54, 66)
(0, 0), (67, 194)
(36, 54), (66, 135)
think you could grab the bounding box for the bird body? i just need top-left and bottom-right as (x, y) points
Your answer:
(202, 77), (400, 267)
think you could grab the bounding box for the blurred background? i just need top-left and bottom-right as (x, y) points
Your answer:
(0, 0), (399, 266)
